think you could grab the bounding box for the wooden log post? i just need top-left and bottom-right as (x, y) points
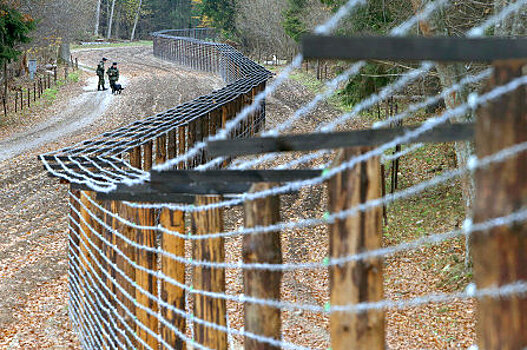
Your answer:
(156, 127), (187, 349)
(328, 147), (384, 350)
(160, 209), (186, 350)
(192, 195), (227, 350)
(156, 134), (167, 165)
(167, 129), (177, 160)
(113, 147), (142, 347)
(178, 125), (186, 169)
(243, 183), (282, 350)
(102, 199), (121, 349)
(472, 60), (527, 350)
(135, 141), (159, 349)
(2, 95), (7, 117)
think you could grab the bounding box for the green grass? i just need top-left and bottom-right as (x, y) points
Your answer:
(67, 72), (80, 83)
(41, 86), (59, 103)
(72, 40), (152, 50)
(287, 69), (353, 113)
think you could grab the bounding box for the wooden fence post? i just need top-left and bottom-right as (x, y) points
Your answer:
(243, 183), (282, 349)
(160, 209), (186, 350)
(328, 147), (384, 350)
(473, 60), (527, 350)
(2, 95), (7, 117)
(135, 141), (159, 349)
(113, 147), (142, 348)
(192, 195), (227, 350)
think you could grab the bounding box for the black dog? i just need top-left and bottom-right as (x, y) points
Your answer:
(111, 83), (124, 94)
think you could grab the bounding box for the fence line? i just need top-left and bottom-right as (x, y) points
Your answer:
(38, 1), (527, 349)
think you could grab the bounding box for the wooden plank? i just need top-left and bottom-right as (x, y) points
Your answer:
(243, 183), (282, 350)
(150, 169), (322, 184)
(96, 185), (198, 203)
(302, 35), (527, 62)
(151, 181), (252, 195)
(160, 209), (186, 350)
(328, 147), (384, 350)
(192, 195), (228, 350)
(472, 60), (527, 350)
(208, 123), (474, 157)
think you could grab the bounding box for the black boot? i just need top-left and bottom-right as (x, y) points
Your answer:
(103, 85), (108, 91)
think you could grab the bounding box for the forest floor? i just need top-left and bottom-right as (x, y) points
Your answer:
(0, 46), (475, 349)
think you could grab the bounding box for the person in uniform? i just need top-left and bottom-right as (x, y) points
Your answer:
(96, 58), (108, 91)
(106, 62), (120, 93)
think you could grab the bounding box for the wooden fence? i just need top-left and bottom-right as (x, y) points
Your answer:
(2, 64), (78, 118)
(40, 30), (527, 350)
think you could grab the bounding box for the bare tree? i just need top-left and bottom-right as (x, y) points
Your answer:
(130, 0), (143, 41)
(94, 0), (102, 36)
(410, 0), (527, 212)
(107, 0), (117, 39)
(236, 0), (296, 59)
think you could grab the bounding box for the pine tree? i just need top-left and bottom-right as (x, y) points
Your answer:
(0, 5), (35, 64)
(282, 0), (307, 42)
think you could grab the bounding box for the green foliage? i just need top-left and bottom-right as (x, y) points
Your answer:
(149, 0), (192, 30)
(339, 62), (397, 106)
(0, 5), (35, 63)
(282, 0), (308, 42)
(42, 86), (59, 103)
(196, 0), (236, 36)
(67, 72), (80, 82)
(320, 0), (396, 106)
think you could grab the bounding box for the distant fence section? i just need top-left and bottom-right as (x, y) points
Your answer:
(39, 28), (271, 350)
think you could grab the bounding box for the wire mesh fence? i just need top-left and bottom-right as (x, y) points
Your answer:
(39, 1), (527, 349)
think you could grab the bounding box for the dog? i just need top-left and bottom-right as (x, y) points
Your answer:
(111, 83), (124, 94)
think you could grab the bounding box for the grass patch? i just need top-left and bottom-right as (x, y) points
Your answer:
(41, 86), (59, 103)
(67, 72), (80, 83)
(72, 40), (152, 50)
(288, 69), (353, 113)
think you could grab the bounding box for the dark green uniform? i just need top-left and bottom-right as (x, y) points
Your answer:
(96, 61), (106, 91)
(106, 66), (119, 91)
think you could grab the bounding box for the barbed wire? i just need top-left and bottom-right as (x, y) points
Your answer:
(38, 0), (527, 348)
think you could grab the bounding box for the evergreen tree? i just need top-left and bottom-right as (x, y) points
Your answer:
(0, 4), (35, 64)
(196, 0), (236, 37)
(282, 0), (307, 42)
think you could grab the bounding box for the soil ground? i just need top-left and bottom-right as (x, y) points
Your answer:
(0, 45), (476, 349)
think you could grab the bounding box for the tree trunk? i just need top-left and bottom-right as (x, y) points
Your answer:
(58, 43), (71, 65)
(410, 0), (476, 212)
(106, 0), (116, 39)
(94, 0), (102, 36)
(3, 61), (7, 99)
(130, 0), (143, 41)
(115, 3), (121, 39)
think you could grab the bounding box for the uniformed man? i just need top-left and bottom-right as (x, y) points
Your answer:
(96, 57), (108, 91)
(106, 62), (120, 93)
